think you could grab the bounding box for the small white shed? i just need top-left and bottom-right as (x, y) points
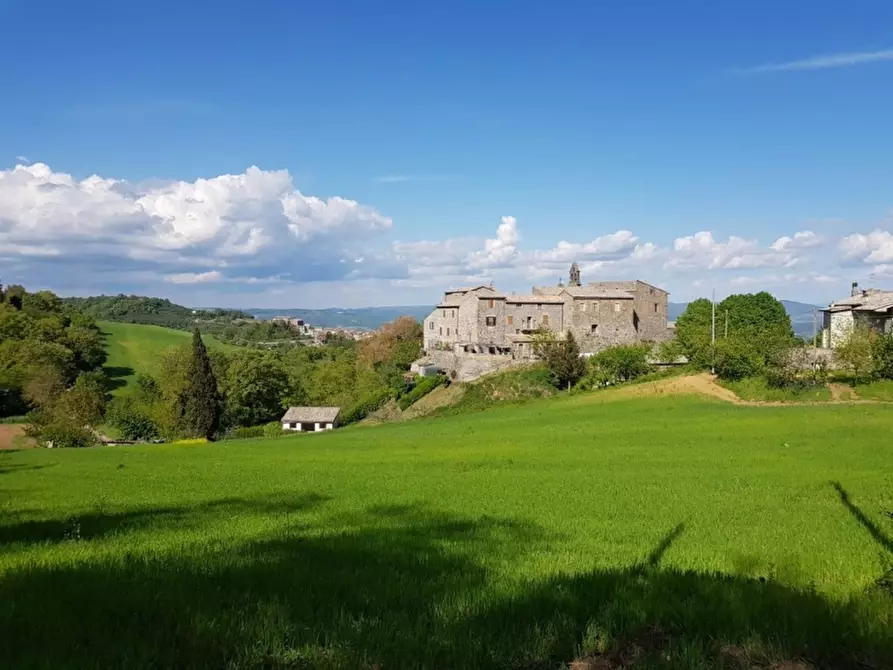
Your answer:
(280, 406), (341, 432)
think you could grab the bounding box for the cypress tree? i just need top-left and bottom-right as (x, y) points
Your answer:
(183, 328), (220, 439)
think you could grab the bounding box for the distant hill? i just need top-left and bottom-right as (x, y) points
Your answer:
(248, 306), (434, 330)
(64, 295), (252, 329)
(668, 300), (821, 338)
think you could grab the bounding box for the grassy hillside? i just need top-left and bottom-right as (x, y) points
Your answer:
(1, 393), (892, 668)
(101, 321), (237, 394)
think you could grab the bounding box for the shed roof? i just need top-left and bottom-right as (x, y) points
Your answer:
(532, 285), (633, 299)
(281, 406), (341, 423)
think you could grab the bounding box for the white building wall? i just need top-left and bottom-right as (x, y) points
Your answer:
(828, 310), (854, 348)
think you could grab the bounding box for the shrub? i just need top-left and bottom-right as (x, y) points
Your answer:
(229, 425), (265, 440)
(342, 387), (396, 425)
(106, 396), (160, 441)
(25, 416), (97, 449)
(262, 421), (284, 438)
(589, 344), (653, 384)
(871, 331), (893, 380)
(398, 375), (446, 410)
(714, 337), (763, 381)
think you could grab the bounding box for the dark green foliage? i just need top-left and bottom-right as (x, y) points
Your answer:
(342, 387), (396, 424)
(587, 344), (653, 385)
(23, 419), (98, 448)
(106, 396), (161, 441)
(181, 330), (221, 440)
(397, 375), (447, 410)
(534, 330), (586, 390)
(870, 331), (893, 380)
(221, 352), (289, 429)
(675, 292), (796, 376)
(713, 336), (763, 381)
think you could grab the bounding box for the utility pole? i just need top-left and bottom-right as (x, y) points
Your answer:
(812, 307), (818, 349)
(725, 309), (729, 339)
(711, 289), (716, 375)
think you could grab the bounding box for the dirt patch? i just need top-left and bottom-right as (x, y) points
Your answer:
(827, 383), (856, 402)
(594, 373), (744, 404)
(0, 424), (34, 450)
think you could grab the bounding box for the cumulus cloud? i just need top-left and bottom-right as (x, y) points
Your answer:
(468, 215), (521, 269)
(667, 231), (798, 270)
(770, 230), (824, 252)
(839, 229), (893, 264)
(0, 162), (398, 290)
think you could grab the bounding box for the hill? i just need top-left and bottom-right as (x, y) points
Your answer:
(102, 321), (238, 394)
(248, 306), (433, 330)
(64, 295), (251, 329)
(1, 393), (891, 667)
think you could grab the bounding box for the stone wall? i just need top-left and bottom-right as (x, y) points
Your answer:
(503, 301), (564, 337)
(424, 348), (517, 382)
(566, 297), (638, 351)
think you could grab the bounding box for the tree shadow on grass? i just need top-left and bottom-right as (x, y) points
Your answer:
(0, 492), (330, 547)
(0, 502), (891, 669)
(101, 365), (135, 391)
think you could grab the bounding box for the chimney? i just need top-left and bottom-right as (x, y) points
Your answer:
(862, 290), (869, 298)
(851, 281), (859, 297)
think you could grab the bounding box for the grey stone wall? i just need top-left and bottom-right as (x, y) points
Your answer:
(503, 301), (564, 337)
(425, 349), (517, 382)
(565, 297), (638, 351)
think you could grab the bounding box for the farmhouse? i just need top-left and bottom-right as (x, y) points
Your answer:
(281, 407), (341, 432)
(821, 282), (893, 348)
(423, 263), (670, 362)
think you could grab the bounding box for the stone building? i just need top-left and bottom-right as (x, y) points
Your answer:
(820, 282), (893, 348)
(422, 264), (670, 366)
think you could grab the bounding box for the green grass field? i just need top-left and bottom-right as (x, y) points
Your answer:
(101, 321), (238, 394)
(2, 393), (892, 668)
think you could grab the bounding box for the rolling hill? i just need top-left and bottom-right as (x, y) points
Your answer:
(101, 321), (237, 394)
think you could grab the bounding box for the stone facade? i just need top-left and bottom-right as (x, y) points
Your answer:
(421, 266), (671, 379)
(821, 283), (893, 348)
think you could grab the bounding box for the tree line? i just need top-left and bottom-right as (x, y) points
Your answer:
(62, 294), (304, 346)
(105, 316), (425, 444)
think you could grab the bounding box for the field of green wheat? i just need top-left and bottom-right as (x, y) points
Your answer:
(1, 392), (892, 668)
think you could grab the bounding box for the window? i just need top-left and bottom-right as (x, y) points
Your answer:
(439, 327), (442, 335)
(507, 315), (513, 325)
(591, 324), (598, 334)
(485, 316), (496, 326)
(429, 321), (434, 330)
(579, 302), (586, 312)
(654, 302), (658, 313)
(442, 310), (446, 318)
(537, 304), (542, 310)
(542, 314), (550, 326)
(489, 299), (495, 308)
(515, 329), (520, 334)
(447, 328), (450, 336)
(614, 302), (621, 313)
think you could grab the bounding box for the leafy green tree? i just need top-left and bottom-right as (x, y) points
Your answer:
(871, 331), (893, 380)
(222, 352), (290, 428)
(534, 330), (586, 390)
(590, 344), (653, 383)
(182, 329), (221, 439)
(837, 324), (875, 384)
(713, 336), (763, 381)
(674, 298), (714, 367)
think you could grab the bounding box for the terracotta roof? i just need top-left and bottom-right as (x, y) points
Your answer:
(281, 407), (341, 423)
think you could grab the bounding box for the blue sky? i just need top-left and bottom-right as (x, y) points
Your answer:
(2, 0), (893, 307)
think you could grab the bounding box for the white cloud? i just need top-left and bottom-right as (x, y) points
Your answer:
(667, 231), (797, 270)
(468, 215), (521, 269)
(165, 271), (222, 284)
(770, 230), (824, 252)
(839, 229), (893, 264)
(740, 48), (893, 74)
(533, 230), (639, 263)
(0, 162), (398, 290)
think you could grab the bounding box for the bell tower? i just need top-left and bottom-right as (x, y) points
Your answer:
(569, 261), (581, 287)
